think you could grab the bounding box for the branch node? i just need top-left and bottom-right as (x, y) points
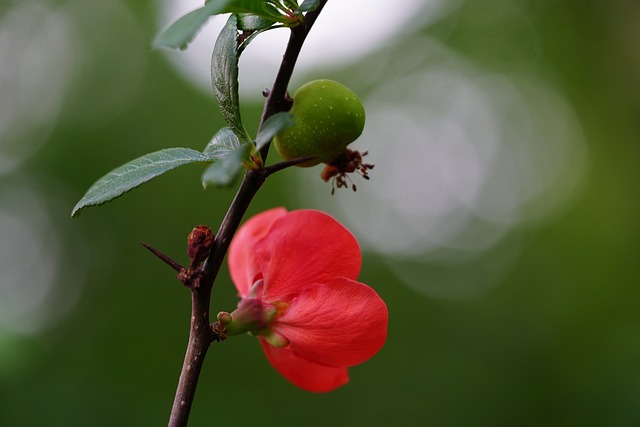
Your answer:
(210, 321), (228, 342)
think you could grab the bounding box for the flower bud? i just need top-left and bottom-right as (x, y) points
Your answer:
(187, 225), (214, 264)
(224, 298), (278, 336)
(216, 311), (232, 326)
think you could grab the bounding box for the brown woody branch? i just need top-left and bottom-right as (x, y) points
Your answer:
(167, 2), (328, 426)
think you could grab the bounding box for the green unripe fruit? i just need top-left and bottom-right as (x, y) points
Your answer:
(274, 79), (365, 167)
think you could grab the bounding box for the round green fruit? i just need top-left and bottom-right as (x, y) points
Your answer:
(274, 79), (365, 167)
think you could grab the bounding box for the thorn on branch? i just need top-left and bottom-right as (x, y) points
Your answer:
(140, 225), (215, 290)
(140, 241), (184, 272)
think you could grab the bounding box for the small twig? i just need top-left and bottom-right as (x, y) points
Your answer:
(264, 156), (316, 175)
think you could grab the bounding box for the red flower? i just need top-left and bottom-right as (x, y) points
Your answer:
(226, 207), (388, 392)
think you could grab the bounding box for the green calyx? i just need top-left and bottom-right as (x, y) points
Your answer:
(274, 79), (365, 167)
(223, 298), (278, 336)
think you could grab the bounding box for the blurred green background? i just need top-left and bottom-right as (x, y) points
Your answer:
(1, 0), (639, 425)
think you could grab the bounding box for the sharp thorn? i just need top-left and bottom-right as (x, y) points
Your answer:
(140, 241), (184, 272)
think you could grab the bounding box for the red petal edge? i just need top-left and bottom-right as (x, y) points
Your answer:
(228, 207), (287, 297)
(273, 277), (388, 368)
(259, 338), (349, 393)
(256, 210), (362, 301)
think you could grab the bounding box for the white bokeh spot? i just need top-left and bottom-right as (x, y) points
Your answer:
(297, 44), (588, 298)
(157, 0), (453, 96)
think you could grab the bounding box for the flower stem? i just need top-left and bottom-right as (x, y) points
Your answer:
(167, 2), (328, 426)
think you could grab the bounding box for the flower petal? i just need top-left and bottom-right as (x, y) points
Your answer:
(229, 207), (287, 297)
(273, 277), (388, 368)
(259, 338), (349, 392)
(255, 210), (361, 300)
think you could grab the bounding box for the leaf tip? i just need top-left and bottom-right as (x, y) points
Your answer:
(150, 37), (187, 51)
(70, 203), (83, 218)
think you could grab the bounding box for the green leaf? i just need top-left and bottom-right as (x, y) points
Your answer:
(282, 0), (299, 9)
(297, 0), (320, 13)
(237, 13), (276, 31)
(203, 126), (243, 158)
(152, 1), (233, 50)
(238, 26), (283, 55)
(205, 0), (292, 22)
(71, 148), (212, 217)
(212, 15), (250, 141)
(202, 144), (251, 188)
(236, 14), (283, 54)
(153, 0), (291, 50)
(255, 112), (296, 150)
